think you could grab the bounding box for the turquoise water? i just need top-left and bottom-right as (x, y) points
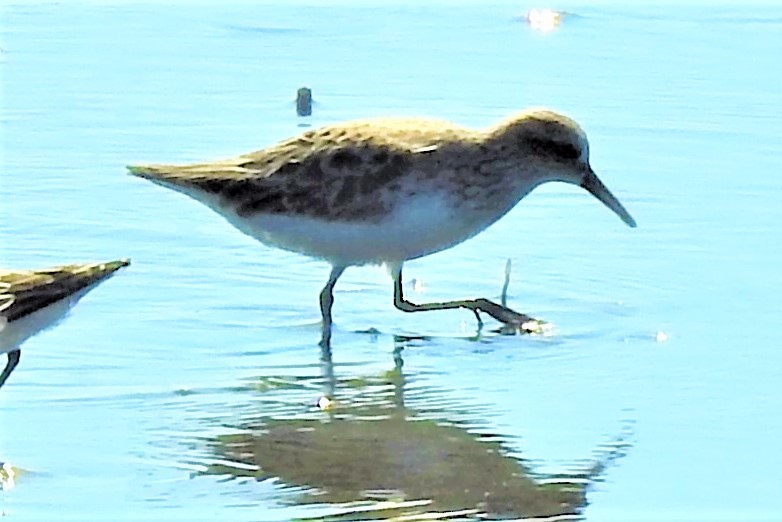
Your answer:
(2, 1), (782, 520)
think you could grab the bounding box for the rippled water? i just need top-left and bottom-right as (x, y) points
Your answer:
(2, 1), (781, 520)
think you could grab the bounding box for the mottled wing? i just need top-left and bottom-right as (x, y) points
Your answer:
(228, 134), (417, 220)
(0, 294), (14, 316)
(128, 118), (476, 221)
(0, 260), (129, 323)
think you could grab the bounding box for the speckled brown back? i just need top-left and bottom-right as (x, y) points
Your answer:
(0, 260), (129, 322)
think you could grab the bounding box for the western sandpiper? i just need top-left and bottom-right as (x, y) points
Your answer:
(0, 259), (129, 389)
(128, 109), (635, 344)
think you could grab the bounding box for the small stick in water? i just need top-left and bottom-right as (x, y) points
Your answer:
(501, 258), (512, 308)
(296, 87), (312, 117)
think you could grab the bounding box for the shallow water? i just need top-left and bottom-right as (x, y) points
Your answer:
(2, 1), (781, 520)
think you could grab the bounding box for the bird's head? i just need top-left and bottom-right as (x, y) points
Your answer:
(489, 109), (636, 228)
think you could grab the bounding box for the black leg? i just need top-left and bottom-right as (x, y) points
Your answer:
(319, 341), (336, 405)
(319, 265), (346, 347)
(390, 264), (541, 333)
(0, 350), (20, 389)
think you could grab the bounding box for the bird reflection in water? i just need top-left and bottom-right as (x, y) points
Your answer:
(206, 338), (632, 520)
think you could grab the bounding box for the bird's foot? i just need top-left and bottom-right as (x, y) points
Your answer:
(469, 299), (547, 335)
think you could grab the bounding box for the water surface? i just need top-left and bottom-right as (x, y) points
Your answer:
(1, 1), (781, 520)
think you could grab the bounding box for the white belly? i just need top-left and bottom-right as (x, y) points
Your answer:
(0, 292), (83, 354)
(157, 178), (511, 266)
(224, 193), (494, 266)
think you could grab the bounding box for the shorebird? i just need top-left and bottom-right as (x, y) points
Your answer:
(128, 109), (636, 344)
(0, 260), (129, 389)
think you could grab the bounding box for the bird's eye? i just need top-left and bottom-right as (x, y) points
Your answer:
(527, 138), (580, 161)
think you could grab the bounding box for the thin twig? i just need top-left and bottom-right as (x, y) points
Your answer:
(501, 258), (512, 307)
